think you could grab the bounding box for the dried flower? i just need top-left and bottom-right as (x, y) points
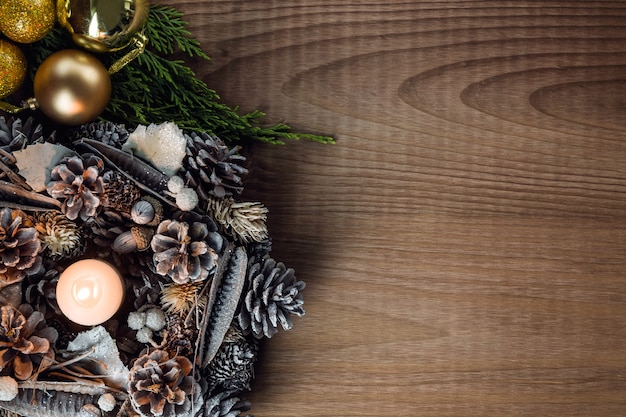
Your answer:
(160, 281), (206, 315)
(0, 304), (57, 380)
(35, 212), (82, 259)
(46, 154), (106, 221)
(206, 197), (268, 243)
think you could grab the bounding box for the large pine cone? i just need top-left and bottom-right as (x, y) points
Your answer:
(0, 304), (57, 380)
(129, 349), (195, 417)
(151, 220), (221, 284)
(237, 256), (305, 339)
(180, 132), (248, 199)
(0, 208), (42, 288)
(46, 154), (106, 221)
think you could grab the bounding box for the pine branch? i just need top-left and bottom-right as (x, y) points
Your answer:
(19, 5), (334, 145)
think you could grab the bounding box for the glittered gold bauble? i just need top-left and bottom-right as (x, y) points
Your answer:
(0, 0), (56, 43)
(0, 40), (27, 99)
(33, 49), (111, 125)
(57, 0), (150, 53)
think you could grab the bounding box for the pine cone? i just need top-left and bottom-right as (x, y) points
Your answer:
(68, 120), (130, 149)
(129, 349), (194, 417)
(102, 170), (142, 216)
(0, 116), (46, 151)
(0, 208), (42, 288)
(201, 390), (252, 417)
(151, 220), (220, 284)
(205, 325), (258, 393)
(206, 198), (268, 244)
(0, 304), (57, 380)
(24, 260), (62, 316)
(238, 256), (305, 339)
(164, 312), (198, 358)
(180, 132), (248, 199)
(46, 154), (106, 221)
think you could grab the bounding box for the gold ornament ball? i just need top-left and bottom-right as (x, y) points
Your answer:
(58, 0), (150, 53)
(33, 50), (112, 126)
(0, 0), (56, 43)
(0, 40), (27, 99)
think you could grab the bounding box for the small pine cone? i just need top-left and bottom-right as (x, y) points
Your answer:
(164, 312), (198, 358)
(0, 208), (42, 288)
(238, 256), (305, 339)
(206, 197), (268, 244)
(205, 325), (258, 393)
(0, 304), (57, 380)
(34, 212), (83, 260)
(129, 349), (194, 417)
(201, 390), (252, 417)
(102, 170), (142, 216)
(90, 209), (127, 247)
(24, 260), (62, 316)
(151, 220), (221, 284)
(68, 120), (130, 149)
(0, 116), (46, 151)
(180, 132), (248, 199)
(46, 154), (106, 221)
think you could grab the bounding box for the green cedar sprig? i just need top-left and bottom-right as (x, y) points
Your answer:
(24, 5), (334, 145)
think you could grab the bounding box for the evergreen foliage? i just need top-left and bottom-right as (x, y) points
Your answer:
(23, 5), (334, 145)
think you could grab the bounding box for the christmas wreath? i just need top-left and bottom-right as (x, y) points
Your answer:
(0, 1), (331, 416)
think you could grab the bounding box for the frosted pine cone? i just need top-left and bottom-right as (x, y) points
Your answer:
(238, 256), (305, 339)
(180, 132), (248, 199)
(201, 390), (252, 417)
(0, 304), (57, 380)
(151, 220), (220, 284)
(46, 154), (106, 221)
(0, 208), (42, 288)
(0, 116), (46, 151)
(128, 349), (194, 417)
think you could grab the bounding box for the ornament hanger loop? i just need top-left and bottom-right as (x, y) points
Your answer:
(108, 32), (149, 75)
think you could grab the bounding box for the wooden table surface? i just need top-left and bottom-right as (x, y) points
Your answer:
(160, 1), (626, 416)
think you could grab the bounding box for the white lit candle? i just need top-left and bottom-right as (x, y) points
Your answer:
(56, 259), (124, 326)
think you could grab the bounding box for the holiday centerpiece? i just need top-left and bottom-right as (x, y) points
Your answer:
(0, 1), (332, 416)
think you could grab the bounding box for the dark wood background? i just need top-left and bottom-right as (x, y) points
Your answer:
(160, 1), (626, 416)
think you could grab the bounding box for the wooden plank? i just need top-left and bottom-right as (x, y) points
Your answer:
(159, 1), (626, 415)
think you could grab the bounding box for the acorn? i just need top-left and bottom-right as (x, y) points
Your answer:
(112, 226), (154, 253)
(130, 197), (163, 226)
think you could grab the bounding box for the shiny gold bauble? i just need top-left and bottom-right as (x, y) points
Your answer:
(0, 40), (27, 99)
(57, 0), (150, 53)
(0, 0), (56, 43)
(33, 50), (111, 125)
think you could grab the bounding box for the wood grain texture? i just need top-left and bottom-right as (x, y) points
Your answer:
(158, 1), (626, 415)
